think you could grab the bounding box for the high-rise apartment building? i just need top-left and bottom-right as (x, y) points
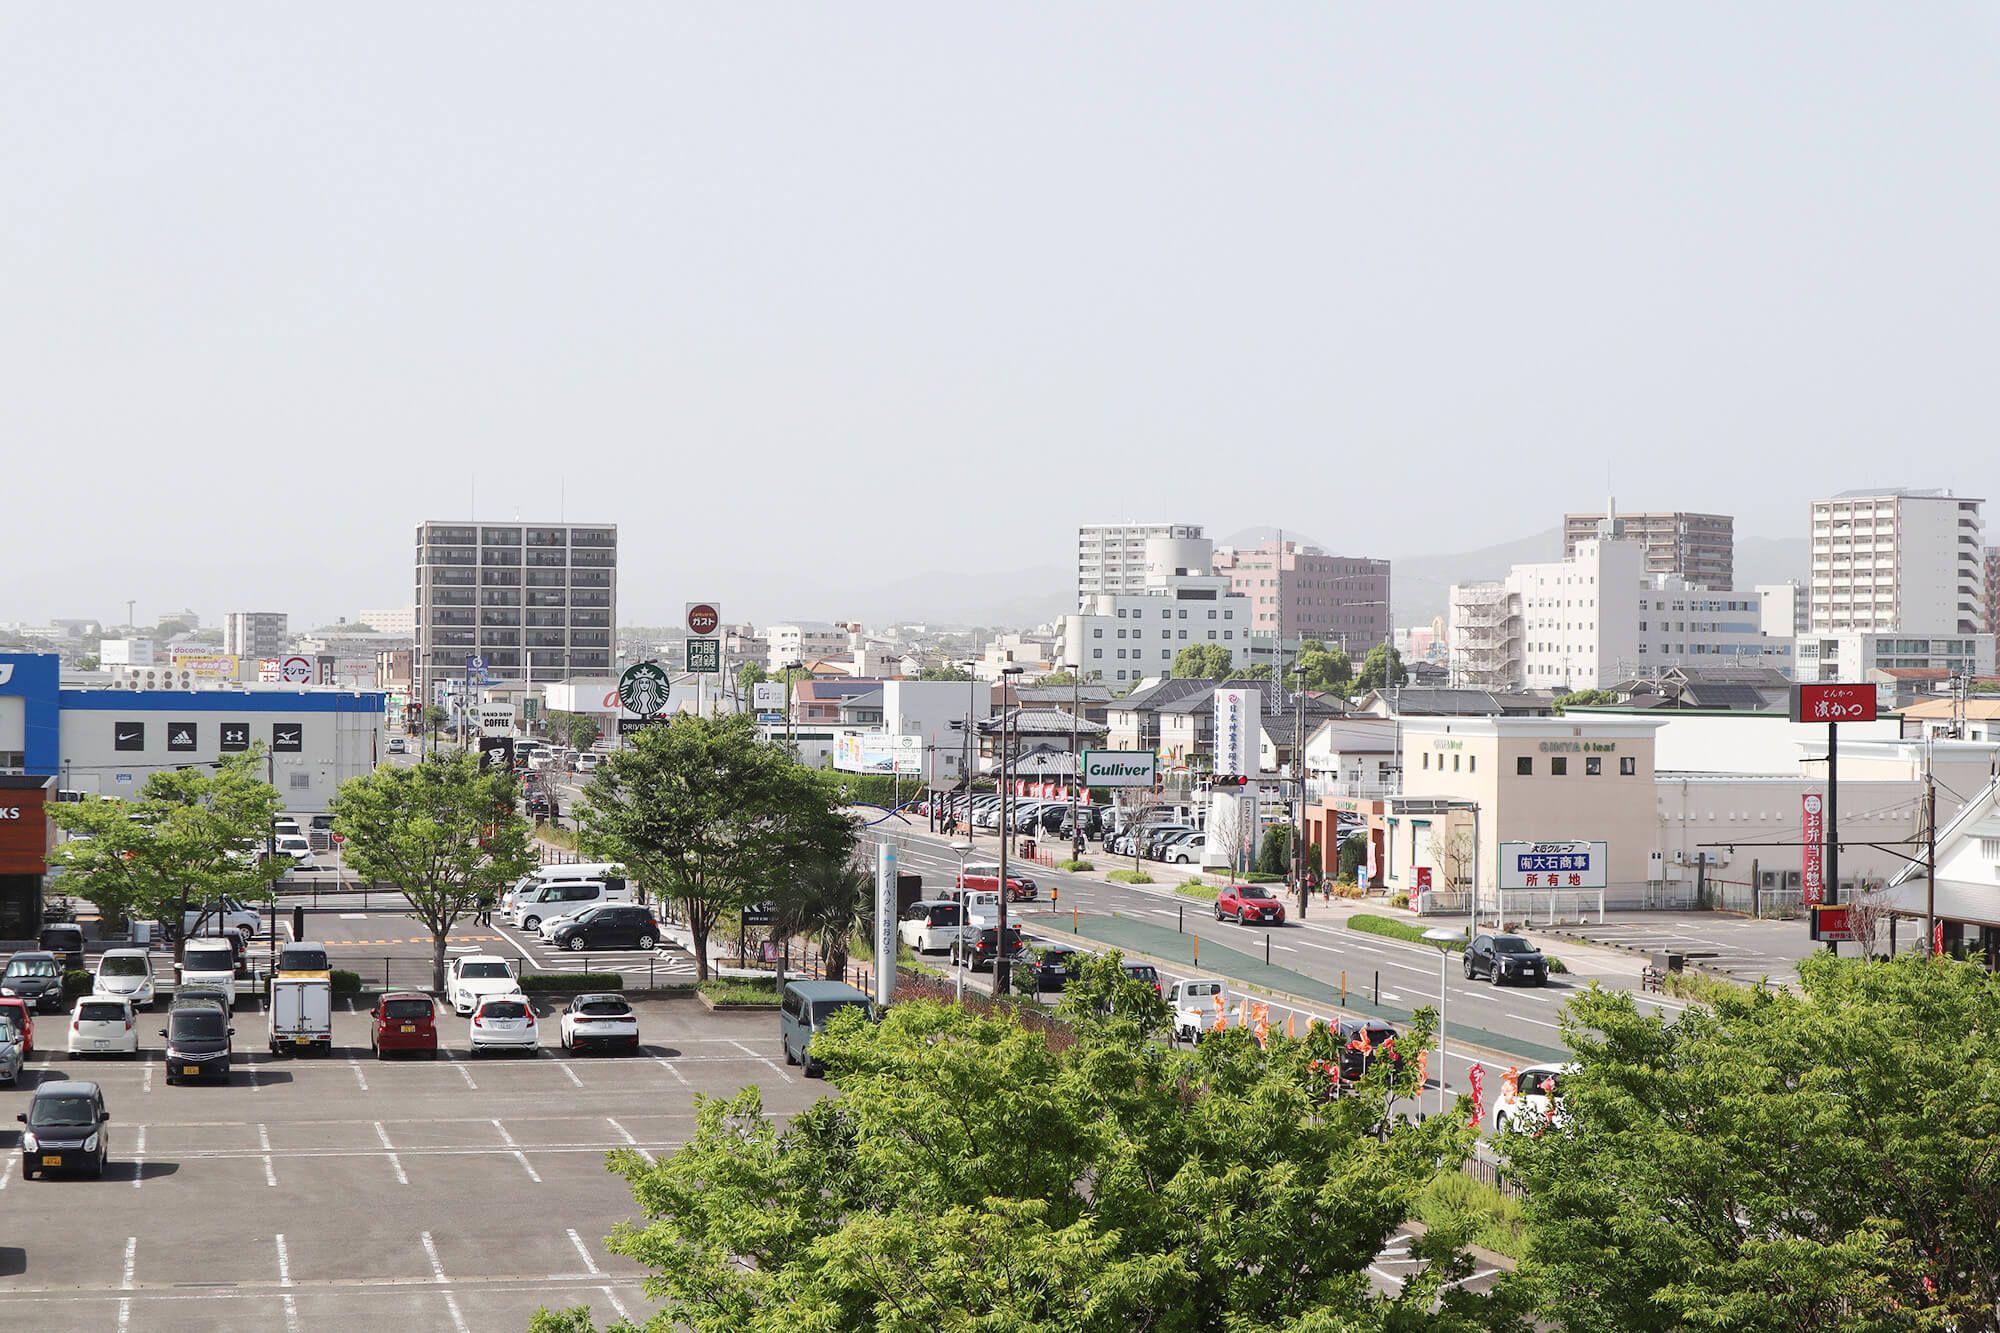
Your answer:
(223, 612), (289, 660)
(1561, 509), (1733, 589)
(1077, 523), (1204, 605)
(1210, 539), (1390, 656)
(1986, 546), (2000, 633)
(413, 522), (617, 704)
(1059, 534), (1259, 686)
(1807, 489), (1983, 633)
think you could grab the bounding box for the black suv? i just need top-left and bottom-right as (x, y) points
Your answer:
(1, 951), (67, 1013)
(19, 1080), (109, 1179)
(955, 927), (1026, 973)
(1030, 945), (1087, 992)
(1463, 933), (1548, 987)
(548, 905), (662, 953)
(38, 924), (85, 973)
(1333, 1017), (1404, 1086)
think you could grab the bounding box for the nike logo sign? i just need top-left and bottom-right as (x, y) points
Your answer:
(117, 730), (139, 743)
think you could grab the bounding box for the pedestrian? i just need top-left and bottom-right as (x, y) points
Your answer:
(476, 890), (492, 927)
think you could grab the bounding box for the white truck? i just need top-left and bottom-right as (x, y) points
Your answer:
(1167, 977), (1230, 1045)
(268, 975), (332, 1054)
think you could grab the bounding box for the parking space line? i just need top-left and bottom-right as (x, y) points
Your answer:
(257, 1123), (277, 1187)
(566, 1229), (602, 1276)
(0, 1155), (12, 1190)
(275, 1232), (302, 1333)
(122, 1236), (136, 1288)
(600, 1286), (633, 1323)
(420, 1229), (448, 1282)
(728, 1039), (787, 1078)
(248, 1062), (260, 1093)
(443, 1291), (470, 1333)
(655, 1056), (689, 1086)
(560, 1063), (584, 1088)
(452, 1059), (477, 1090)
(374, 1121), (409, 1185)
(131, 1126), (145, 1189)
(347, 1059), (369, 1092)
(142, 1063), (152, 1095)
(605, 1117), (654, 1164)
(492, 1118), (542, 1183)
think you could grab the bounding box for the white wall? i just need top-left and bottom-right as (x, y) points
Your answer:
(1648, 713), (1903, 774)
(883, 679), (992, 783)
(58, 702), (384, 814)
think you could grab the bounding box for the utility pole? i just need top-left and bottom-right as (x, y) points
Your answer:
(1293, 658), (1308, 918)
(994, 665), (1023, 997)
(1926, 739), (1938, 955)
(1826, 720), (1839, 955)
(1066, 664), (1081, 859)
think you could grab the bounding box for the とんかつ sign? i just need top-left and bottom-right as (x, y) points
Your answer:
(1791, 683), (1877, 723)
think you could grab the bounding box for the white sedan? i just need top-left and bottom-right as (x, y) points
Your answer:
(447, 956), (521, 1016)
(468, 997), (539, 1055)
(558, 994), (640, 1054)
(69, 996), (139, 1057)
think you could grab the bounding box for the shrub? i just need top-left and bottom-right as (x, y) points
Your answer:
(329, 969), (361, 994)
(1243, 871), (1285, 884)
(1256, 825), (1292, 876)
(61, 969), (93, 1001)
(1547, 956), (1569, 975)
(521, 972), (624, 991)
(1662, 969), (1758, 1004)
(1348, 913), (1467, 952)
(697, 977), (782, 1006)
(1337, 833), (1367, 882)
(1388, 893), (1410, 911)
(1106, 869), (1154, 885)
(1174, 880), (1219, 901)
(1057, 859), (1094, 872)
(1415, 1170), (1527, 1260)
(1331, 879), (1365, 899)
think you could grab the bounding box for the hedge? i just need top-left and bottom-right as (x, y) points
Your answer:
(1243, 871), (1285, 884)
(696, 977), (783, 1007)
(1174, 880), (1219, 901)
(520, 972), (624, 991)
(1057, 859), (1094, 872)
(330, 969), (361, 994)
(1349, 913), (1468, 952)
(61, 970), (93, 1001)
(1106, 869), (1154, 885)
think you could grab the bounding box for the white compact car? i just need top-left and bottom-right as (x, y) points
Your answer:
(176, 938), (240, 1006)
(70, 996), (139, 1057)
(275, 835), (317, 869)
(558, 993), (639, 1053)
(897, 900), (965, 954)
(1491, 1062), (1581, 1135)
(447, 955), (523, 1016)
(468, 996), (539, 1054)
(93, 948), (156, 1011)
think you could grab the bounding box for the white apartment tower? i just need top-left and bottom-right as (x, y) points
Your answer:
(414, 522), (617, 705)
(223, 612), (289, 660)
(1060, 534), (1251, 686)
(1808, 489), (1984, 634)
(1077, 523), (1205, 605)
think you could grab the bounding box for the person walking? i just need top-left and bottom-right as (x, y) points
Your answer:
(475, 889), (493, 927)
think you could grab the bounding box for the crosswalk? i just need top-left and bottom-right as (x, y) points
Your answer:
(538, 953), (697, 978)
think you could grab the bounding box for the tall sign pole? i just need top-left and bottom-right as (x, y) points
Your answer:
(874, 842), (897, 1008)
(1792, 683), (1876, 952)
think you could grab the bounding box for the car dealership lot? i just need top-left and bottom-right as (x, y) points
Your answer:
(0, 998), (811, 1333)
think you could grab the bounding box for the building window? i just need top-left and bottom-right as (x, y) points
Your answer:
(1551, 757), (1568, 776)
(1422, 753), (1430, 770)
(1469, 756), (1476, 773)
(1517, 757), (1532, 775)
(1585, 756), (1602, 776)
(1092, 649), (1103, 659)
(1452, 753), (1461, 771)
(1620, 756), (1636, 776)
(1093, 628), (1102, 638)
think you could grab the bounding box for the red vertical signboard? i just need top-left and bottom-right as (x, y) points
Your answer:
(1801, 792), (1825, 905)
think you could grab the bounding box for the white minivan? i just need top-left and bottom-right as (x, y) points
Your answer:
(176, 938), (241, 1006)
(501, 863), (625, 917)
(510, 879), (632, 932)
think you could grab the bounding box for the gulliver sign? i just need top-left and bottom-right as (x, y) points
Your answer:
(1080, 749), (1158, 788)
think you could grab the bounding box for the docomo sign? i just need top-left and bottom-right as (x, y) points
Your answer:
(1791, 683), (1877, 723)
(685, 602), (721, 636)
(1802, 792), (1825, 905)
(1079, 749), (1159, 788)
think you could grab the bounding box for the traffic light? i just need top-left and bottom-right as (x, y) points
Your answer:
(1212, 775), (1251, 788)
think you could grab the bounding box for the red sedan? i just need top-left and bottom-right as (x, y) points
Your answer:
(369, 992), (438, 1058)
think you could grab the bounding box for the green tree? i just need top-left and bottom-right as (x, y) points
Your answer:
(422, 704), (449, 734)
(1502, 952), (2000, 1330)
(548, 710), (600, 753)
(1338, 831), (1367, 882)
(735, 662), (770, 696)
(1355, 643), (1407, 692)
(331, 752), (537, 990)
(48, 750), (287, 951)
(769, 852), (871, 979)
(917, 663), (972, 682)
(1256, 823), (1293, 875)
(1550, 688), (1618, 714)
(538, 962), (1478, 1333)
(1038, 668), (1078, 686)
(1171, 642), (1235, 679)
(577, 714), (853, 980)
(1295, 639), (1354, 693)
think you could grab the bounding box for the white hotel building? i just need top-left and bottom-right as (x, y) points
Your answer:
(1059, 534), (1255, 687)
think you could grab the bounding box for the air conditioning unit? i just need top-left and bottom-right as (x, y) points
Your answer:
(1759, 870), (1780, 890)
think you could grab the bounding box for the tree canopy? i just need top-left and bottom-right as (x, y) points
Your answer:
(917, 664), (972, 681)
(1354, 643), (1407, 692)
(1295, 639), (1355, 694)
(577, 714), (853, 980)
(1171, 642), (1236, 679)
(1550, 689), (1617, 713)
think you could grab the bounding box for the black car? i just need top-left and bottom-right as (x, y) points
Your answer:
(1030, 945), (1087, 992)
(169, 986), (232, 1016)
(38, 924), (85, 974)
(19, 1080), (109, 1178)
(1332, 1018), (1404, 1085)
(1, 951), (68, 1013)
(1463, 933), (1548, 987)
(161, 1006), (234, 1084)
(955, 927), (1026, 973)
(526, 792), (552, 818)
(1119, 961), (1162, 995)
(548, 905), (662, 953)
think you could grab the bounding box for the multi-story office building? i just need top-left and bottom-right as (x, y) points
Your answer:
(1077, 523), (1205, 604)
(1059, 534), (1260, 686)
(223, 612), (289, 661)
(764, 623), (854, 671)
(356, 606), (417, 637)
(1561, 509), (1734, 588)
(1209, 538), (1390, 656)
(1986, 547), (2000, 633)
(1808, 488), (1983, 633)
(1755, 582), (1809, 640)
(413, 522), (616, 703)
(1797, 632), (1995, 684)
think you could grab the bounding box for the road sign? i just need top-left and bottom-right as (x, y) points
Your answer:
(685, 638), (722, 674)
(331, 833), (345, 845)
(756, 711), (784, 725)
(618, 661), (671, 717)
(685, 602), (721, 636)
(1498, 841), (1607, 889)
(1791, 682), (1877, 723)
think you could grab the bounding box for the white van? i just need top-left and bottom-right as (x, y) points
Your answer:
(177, 938), (241, 1006)
(509, 879), (632, 932)
(501, 863), (625, 915)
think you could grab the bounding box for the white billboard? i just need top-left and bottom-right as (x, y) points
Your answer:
(752, 682), (786, 710)
(1213, 688), (1262, 778)
(1498, 841), (1608, 889)
(834, 731), (922, 775)
(1080, 749), (1157, 788)
(478, 705), (515, 737)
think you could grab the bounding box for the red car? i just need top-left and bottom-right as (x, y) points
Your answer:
(959, 863), (1038, 902)
(0, 996), (34, 1054)
(369, 992), (438, 1058)
(1215, 883), (1286, 926)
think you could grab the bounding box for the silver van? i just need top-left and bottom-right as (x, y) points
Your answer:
(778, 980), (873, 1078)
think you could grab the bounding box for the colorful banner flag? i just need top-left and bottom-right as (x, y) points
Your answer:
(1468, 1063), (1486, 1128)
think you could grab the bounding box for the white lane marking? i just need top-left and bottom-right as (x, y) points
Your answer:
(275, 1232), (294, 1285)
(339, 913), (367, 919)
(420, 1229), (448, 1282)
(453, 1059), (477, 1090)
(1270, 944), (1297, 953)
(656, 1057), (689, 1086)
(257, 1123), (277, 1187)
(248, 1062), (260, 1093)
(348, 1060), (369, 1092)
(560, 1062), (584, 1089)
(605, 1117), (655, 1164)
(600, 1286), (633, 1322)
(118, 1299), (131, 1332)
(728, 1038), (786, 1078)
(1380, 992), (1403, 1002)
(0, 1155), (13, 1190)
(492, 1118), (542, 1183)
(122, 1236), (137, 1288)
(566, 1228), (603, 1276)
(375, 1121), (409, 1185)
(131, 1126), (146, 1189)
(142, 1063), (153, 1095)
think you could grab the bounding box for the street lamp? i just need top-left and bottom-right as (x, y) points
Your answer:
(1422, 926), (1464, 1118)
(782, 660), (804, 757)
(994, 665), (1024, 998)
(949, 841), (975, 1003)
(1063, 662), (1081, 860)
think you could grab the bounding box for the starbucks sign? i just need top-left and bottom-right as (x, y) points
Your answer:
(618, 661), (671, 718)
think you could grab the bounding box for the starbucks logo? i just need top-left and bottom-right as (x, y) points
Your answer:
(619, 662), (671, 718)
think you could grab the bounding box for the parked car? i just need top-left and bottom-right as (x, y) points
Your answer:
(276, 943), (331, 977)
(180, 898), (262, 941)
(510, 878), (632, 932)
(897, 900), (964, 954)
(275, 835), (317, 869)
(959, 863), (1038, 902)
(1119, 961), (1162, 995)
(176, 938), (240, 1007)
(779, 979), (873, 1077)
(93, 948), (156, 1010)
(0, 995), (36, 1054)
(1491, 1062), (1580, 1134)
(369, 992), (439, 1058)
(161, 1005), (234, 1084)
(268, 975), (333, 1054)
(273, 818), (303, 839)
(2, 951), (68, 1013)
(1029, 944), (1087, 992)
(1143, 825), (1197, 860)
(1332, 1017), (1404, 1087)
(575, 752), (603, 773)
(1165, 833), (1207, 864)
(1167, 977), (1229, 1044)
(18, 1080), (110, 1179)
(559, 993), (640, 1053)
(69, 996), (138, 1057)
(547, 904), (662, 953)
(0, 1018), (20, 1085)
(1215, 883), (1287, 926)
(953, 926), (1026, 973)
(468, 996), (539, 1055)
(448, 956), (522, 1016)
(38, 923), (86, 973)
(1463, 933), (1549, 987)
(170, 986), (231, 1016)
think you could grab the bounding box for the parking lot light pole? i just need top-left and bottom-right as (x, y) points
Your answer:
(1422, 927), (1463, 1118)
(950, 841), (975, 1003)
(994, 666), (1024, 998)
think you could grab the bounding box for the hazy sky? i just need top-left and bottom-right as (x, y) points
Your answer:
(5, 5), (1997, 629)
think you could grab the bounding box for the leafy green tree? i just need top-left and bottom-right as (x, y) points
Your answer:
(537, 965), (1480, 1333)
(769, 852), (871, 979)
(548, 710), (600, 752)
(1235, 662), (1274, 680)
(577, 714), (853, 980)
(1502, 952), (2000, 1330)
(1038, 668), (1078, 686)
(1171, 642), (1235, 679)
(1551, 688), (1618, 714)
(1338, 831), (1367, 882)
(421, 704), (449, 734)
(1355, 643), (1407, 692)
(1256, 823), (1293, 875)
(48, 750), (287, 951)
(916, 664), (972, 682)
(1295, 639), (1354, 693)
(735, 662), (770, 696)
(331, 752), (537, 990)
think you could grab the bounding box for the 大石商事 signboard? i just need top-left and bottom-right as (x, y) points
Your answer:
(1498, 841), (1608, 889)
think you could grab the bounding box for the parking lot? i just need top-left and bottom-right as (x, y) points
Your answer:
(0, 997), (814, 1332)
